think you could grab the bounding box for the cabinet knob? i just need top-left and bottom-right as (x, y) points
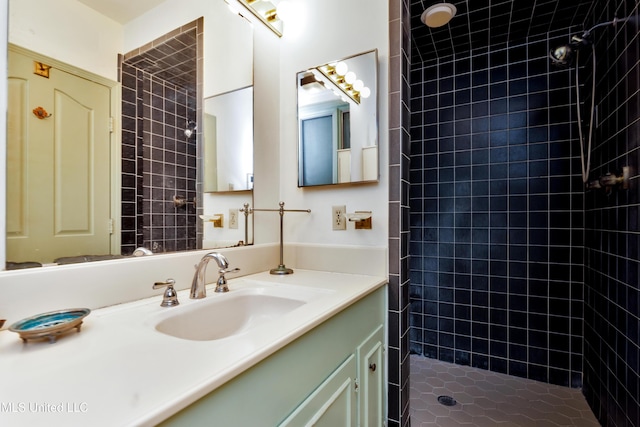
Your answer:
(369, 363), (377, 372)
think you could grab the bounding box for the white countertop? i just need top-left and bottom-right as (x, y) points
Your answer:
(0, 269), (386, 426)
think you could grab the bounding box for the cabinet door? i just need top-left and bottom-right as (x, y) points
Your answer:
(279, 354), (357, 427)
(357, 325), (385, 427)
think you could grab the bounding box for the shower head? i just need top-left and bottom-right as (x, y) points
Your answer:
(550, 15), (636, 67)
(549, 35), (591, 67)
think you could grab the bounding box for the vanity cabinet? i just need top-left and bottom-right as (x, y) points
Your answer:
(158, 285), (386, 426)
(278, 354), (357, 426)
(357, 324), (385, 427)
(279, 324), (385, 426)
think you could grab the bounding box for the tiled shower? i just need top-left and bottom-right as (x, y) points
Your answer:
(388, 0), (640, 426)
(409, 27), (585, 385)
(120, 20), (203, 256)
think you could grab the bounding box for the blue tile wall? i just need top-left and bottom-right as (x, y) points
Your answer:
(408, 32), (586, 388)
(582, 1), (640, 426)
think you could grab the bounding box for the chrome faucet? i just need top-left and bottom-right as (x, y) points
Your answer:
(190, 252), (240, 298)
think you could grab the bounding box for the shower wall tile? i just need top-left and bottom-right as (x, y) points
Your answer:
(388, 0), (412, 425)
(121, 64), (198, 255)
(582, 1), (640, 426)
(120, 22), (201, 256)
(409, 30), (585, 388)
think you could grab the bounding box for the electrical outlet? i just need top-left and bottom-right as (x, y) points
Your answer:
(229, 209), (239, 229)
(332, 205), (346, 230)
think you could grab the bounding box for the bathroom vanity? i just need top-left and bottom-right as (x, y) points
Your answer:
(0, 267), (386, 426)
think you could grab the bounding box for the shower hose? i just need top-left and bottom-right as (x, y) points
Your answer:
(575, 44), (596, 184)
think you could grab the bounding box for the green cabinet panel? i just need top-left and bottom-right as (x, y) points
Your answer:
(279, 354), (357, 426)
(159, 285), (386, 427)
(357, 324), (385, 427)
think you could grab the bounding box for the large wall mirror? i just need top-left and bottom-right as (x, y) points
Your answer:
(297, 49), (378, 187)
(5, 0), (254, 269)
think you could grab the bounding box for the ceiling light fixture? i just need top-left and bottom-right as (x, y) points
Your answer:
(421, 3), (457, 28)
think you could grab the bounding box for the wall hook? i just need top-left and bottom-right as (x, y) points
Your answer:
(32, 106), (51, 119)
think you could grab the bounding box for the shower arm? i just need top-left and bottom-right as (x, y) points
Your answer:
(580, 16), (629, 39)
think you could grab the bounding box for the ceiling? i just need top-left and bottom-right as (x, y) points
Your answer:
(77, 0), (168, 24)
(411, 0), (597, 62)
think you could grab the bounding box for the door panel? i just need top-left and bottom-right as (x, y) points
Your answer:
(6, 78), (28, 237)
(7, 49), (112, 264)
(301, 115), (334, 186)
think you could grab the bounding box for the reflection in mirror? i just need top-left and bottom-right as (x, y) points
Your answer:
(297, 50), (378, 187)
(203, 87), (254, 193)
(119, 20), (201, 256)
(5, 0), (254, 270)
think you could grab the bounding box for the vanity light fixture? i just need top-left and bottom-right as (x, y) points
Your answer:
(236, 0), (285, 37)
(316, 62), (370, 105)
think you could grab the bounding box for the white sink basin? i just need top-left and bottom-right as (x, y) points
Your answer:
(154, 284), (330, 341)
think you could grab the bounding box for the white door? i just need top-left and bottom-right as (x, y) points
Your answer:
(7, 49), (112, 264)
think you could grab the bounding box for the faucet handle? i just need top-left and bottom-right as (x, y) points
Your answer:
(153, 278), (180, 307)
(214, 267), (241, 293)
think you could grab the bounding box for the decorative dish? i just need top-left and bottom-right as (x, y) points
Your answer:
(9, 308), (91, 344)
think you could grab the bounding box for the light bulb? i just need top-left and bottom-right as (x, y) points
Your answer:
(353, 79), (364, 91)
(345, 71), (356, 84)
(361, 87), (371, 98)
(276, 1), (293, 21)
(335, 61), (348, 76)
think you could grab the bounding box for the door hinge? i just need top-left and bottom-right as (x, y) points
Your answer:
(109, 117), (114, 133)
(354, 378), (359, 392)
(108, 218), (115, 234)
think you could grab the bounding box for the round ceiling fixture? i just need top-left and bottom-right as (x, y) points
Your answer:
(421, 3), (457, 28)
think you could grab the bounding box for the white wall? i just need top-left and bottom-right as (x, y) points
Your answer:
(252, 0), (389, 247)
(8, 0), (122, 81)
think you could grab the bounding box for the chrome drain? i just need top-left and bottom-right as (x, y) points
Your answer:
(437, 395), (457, 406)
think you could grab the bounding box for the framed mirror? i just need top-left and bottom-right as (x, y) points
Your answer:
(4, 0), (254, 269)
(203, 87), (254, 193)
(297, 49), (378, 187)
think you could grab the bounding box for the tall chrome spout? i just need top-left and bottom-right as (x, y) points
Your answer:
(190, 252), (240, 298)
